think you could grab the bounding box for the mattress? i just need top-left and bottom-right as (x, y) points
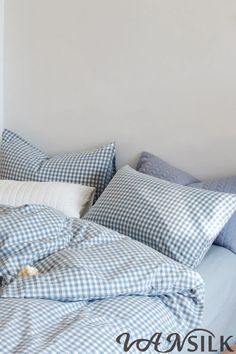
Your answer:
(198, 245), (236, 351)
(177, 245), (236, 354)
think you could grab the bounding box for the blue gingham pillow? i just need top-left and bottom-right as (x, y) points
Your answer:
(85, 165), (236, 268)
(0, 129), (116, 200)
(136, 151), (236, 254)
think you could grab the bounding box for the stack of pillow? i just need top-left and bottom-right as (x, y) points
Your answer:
(1, 129), (236, 269)
(0, 129), (116, 217)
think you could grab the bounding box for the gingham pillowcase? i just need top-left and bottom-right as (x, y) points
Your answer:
(85, 165), (236, 268)
(0, 129), (116, 200)
(136, 152), (236, 254)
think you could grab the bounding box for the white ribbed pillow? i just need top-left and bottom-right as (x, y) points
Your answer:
(0, 180), (95, 218)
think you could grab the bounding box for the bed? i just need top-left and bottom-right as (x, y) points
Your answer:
(1, 130), (236, 354)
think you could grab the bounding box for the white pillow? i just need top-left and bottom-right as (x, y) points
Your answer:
(0, 180), (95, 218)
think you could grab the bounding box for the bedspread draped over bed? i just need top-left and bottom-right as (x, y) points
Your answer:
(0, 205), (204, 354)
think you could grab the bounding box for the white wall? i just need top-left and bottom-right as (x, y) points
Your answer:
(4, 0), (236, 178)
(0, 0), (3, 134)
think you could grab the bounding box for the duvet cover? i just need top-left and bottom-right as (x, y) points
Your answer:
(0, 205), (204, 354)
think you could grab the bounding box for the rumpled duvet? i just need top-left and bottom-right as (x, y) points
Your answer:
(0, 205), (204, 354)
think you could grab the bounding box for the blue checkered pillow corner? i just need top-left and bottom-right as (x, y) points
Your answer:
(85, 165), (236, 268)
(0, 129), (116, 200)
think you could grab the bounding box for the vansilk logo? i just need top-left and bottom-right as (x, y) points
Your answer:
(116, 329), (234, 353)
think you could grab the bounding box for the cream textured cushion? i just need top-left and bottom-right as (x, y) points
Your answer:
(0, 180), (95, 218)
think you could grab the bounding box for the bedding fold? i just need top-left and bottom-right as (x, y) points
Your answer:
(0, 204), (204, 354)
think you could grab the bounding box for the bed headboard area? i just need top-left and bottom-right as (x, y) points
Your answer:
(3, 0), (236, 178)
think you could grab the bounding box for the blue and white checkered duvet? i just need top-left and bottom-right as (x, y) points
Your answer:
(0, 205), (204, 354)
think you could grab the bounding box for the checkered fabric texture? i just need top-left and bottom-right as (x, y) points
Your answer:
(0, 204), (204, 354)
(85, 165), (236, 269)
(0, 129), (116, 200)
(0, 204), (73, 279)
